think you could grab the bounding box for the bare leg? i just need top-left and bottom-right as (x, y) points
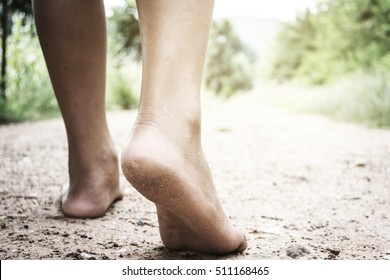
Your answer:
(121, 0), (247, 254)
(33, 0), (123, 218)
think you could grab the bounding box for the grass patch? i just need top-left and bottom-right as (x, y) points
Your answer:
(106, 65), (140, 110)
(248, 71), (390, 128)
(0, 17), (59, 123)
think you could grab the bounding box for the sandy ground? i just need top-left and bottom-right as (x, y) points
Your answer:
(1, 97), (390, 260)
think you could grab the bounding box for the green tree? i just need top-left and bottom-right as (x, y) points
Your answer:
(107, 0), (141, 110)
(0, 15), (57, 123)
(205, 19), (254, 97)
(269, 0), (390, 85)
(108, 0), (141, 63)
(269, 11), (318, 83)
(1, 0), (33, 100)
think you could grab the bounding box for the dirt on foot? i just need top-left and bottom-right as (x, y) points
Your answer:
(1, 98), (390, 260)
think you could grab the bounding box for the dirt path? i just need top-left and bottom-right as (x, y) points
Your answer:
(1, 98), (390, 260)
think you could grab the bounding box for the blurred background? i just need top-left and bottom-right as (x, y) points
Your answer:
(0, 0), (389, 127)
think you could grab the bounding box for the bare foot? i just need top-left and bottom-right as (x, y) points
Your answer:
(61, 141), (123, 218)
(121, 118), (247, 254)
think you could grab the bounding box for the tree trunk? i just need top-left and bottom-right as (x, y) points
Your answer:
(1, 0), (8, 101)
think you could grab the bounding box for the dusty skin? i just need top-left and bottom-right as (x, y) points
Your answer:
(60, 147), (124, 218)
(1, 96), (390, 260)
(121, 122), (246, 254)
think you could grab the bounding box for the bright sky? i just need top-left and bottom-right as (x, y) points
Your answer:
(105, 0), (319, 21)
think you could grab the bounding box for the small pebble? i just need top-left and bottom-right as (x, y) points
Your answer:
(286, 245), (311, 259)
(326, 248), (340, 256)
(80, 252), (95, 260)
(118, 248), (127, 253)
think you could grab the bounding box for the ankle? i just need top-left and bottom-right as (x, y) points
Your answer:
(136, 105), (202, 144)
(68, 139), (118, 175)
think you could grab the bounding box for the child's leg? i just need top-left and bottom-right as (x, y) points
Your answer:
(122, 0), (247, 254)
(33, 0), (123, 218)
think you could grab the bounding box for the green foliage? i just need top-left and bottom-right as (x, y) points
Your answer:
(315, 71), (390, 128)
(269, 0), (390, 85)
(1, 0), (33, 16)
(205, 19), (254, 97)
(255, 71), (390, 128)
(0, 17), (58, 123)
(107, 68), (139, 110)
(108, 0), (141, 64)
(0, 0), (33, 33)
(106, 0), (141, 110)
(1, 0), (34, 99)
